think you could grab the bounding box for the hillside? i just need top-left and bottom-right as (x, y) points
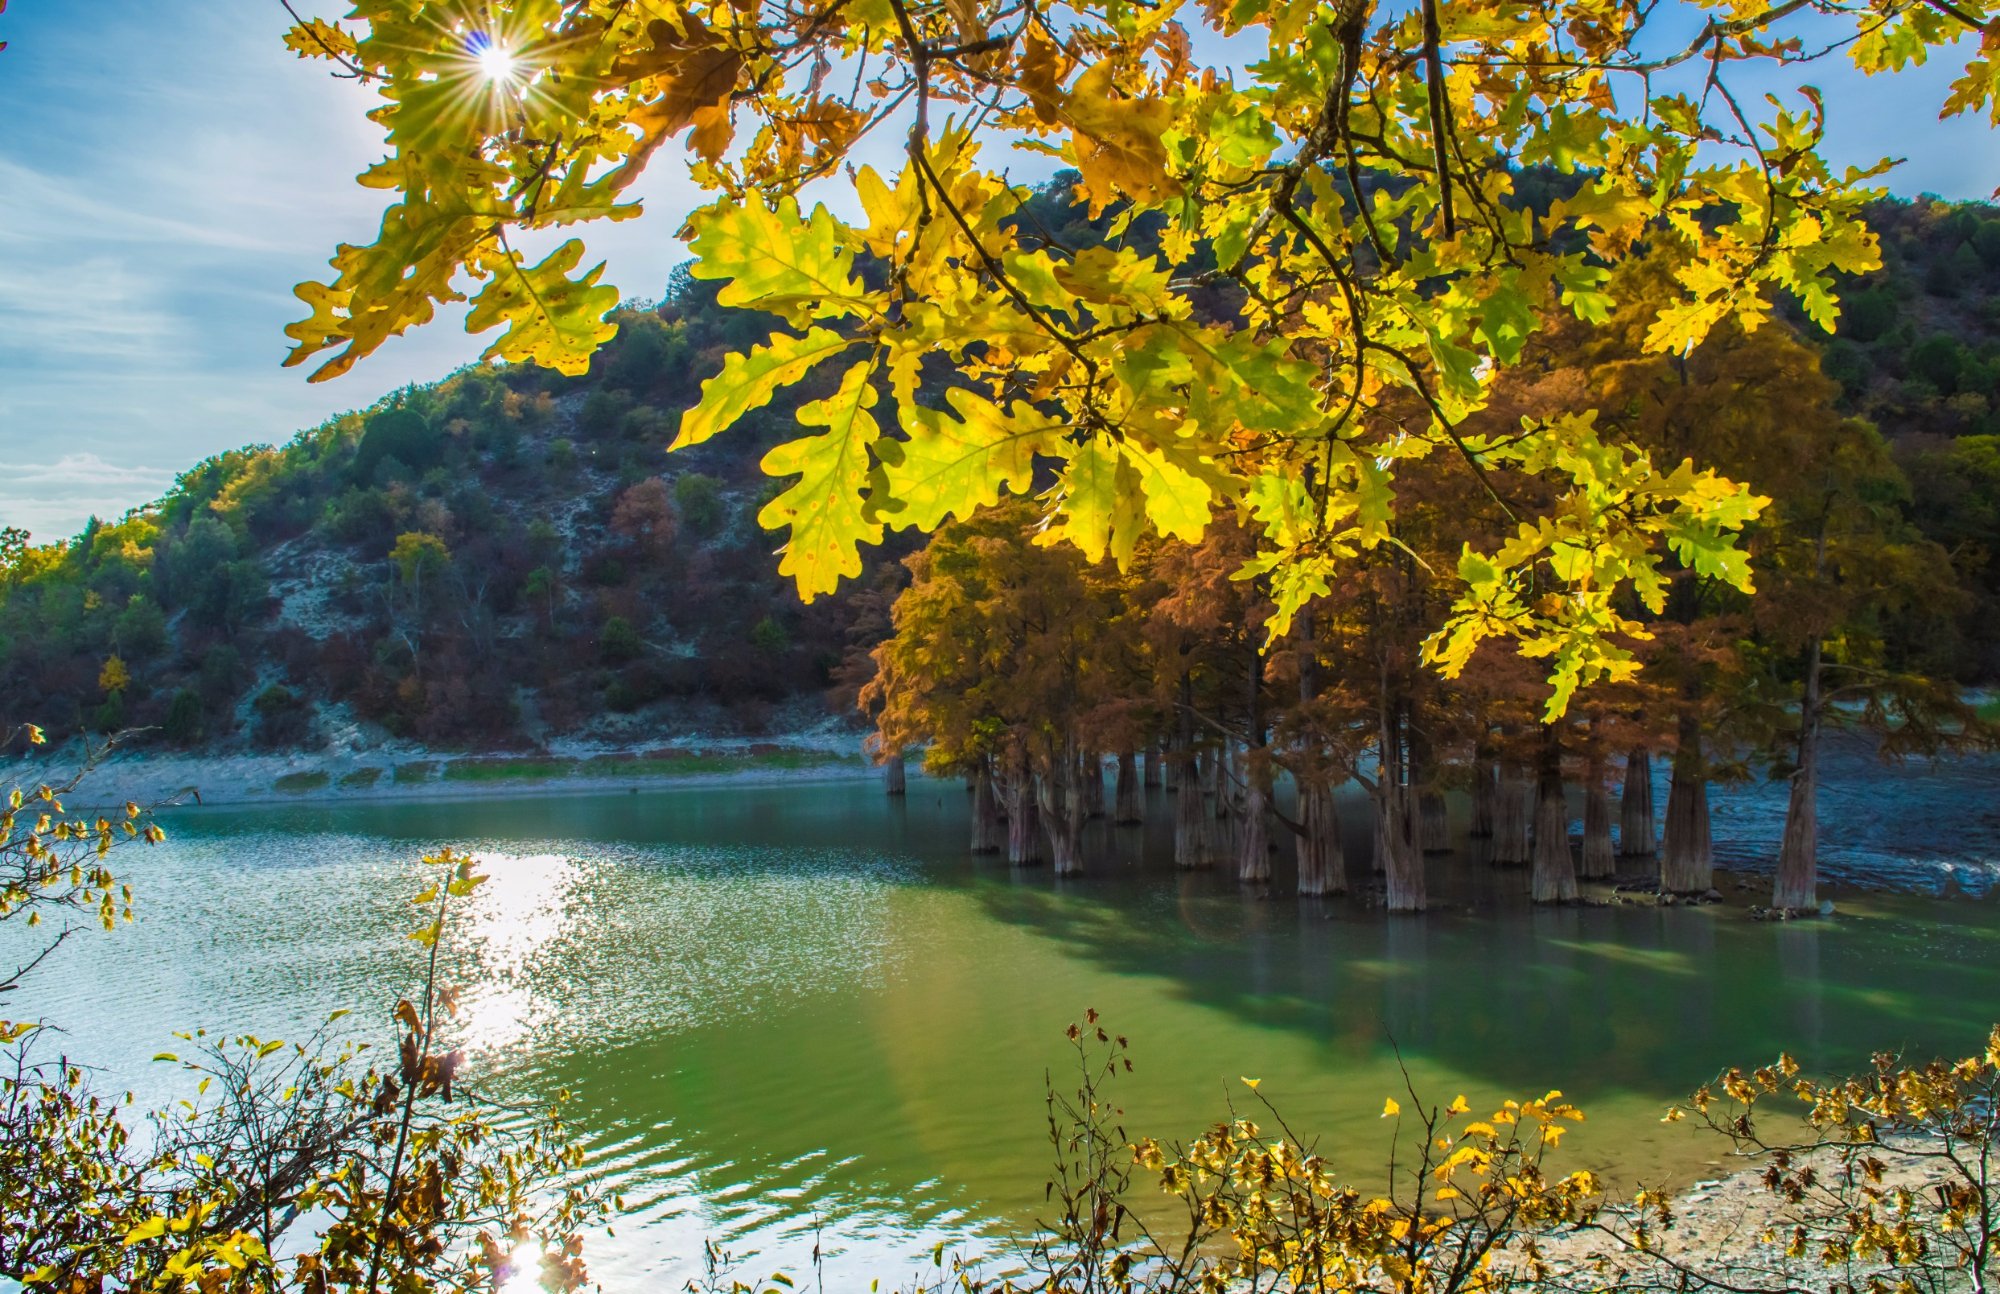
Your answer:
(4, 182), (2000, 760)
(0, 275), (915, 756)
(1780, 196), (2000, 670)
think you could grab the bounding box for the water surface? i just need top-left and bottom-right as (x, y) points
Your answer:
(10, 749), (1999, 1288)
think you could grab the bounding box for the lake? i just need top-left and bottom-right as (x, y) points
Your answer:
(9, 744), (2000, 1289)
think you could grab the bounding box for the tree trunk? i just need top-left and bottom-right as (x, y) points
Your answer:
(1237, 756), (1272, 883)
(1210, 742), (1238, 864)
(1379, 780), (1425, 912)
(1296, 781), (1347, 896)
(1003, 751), (1042, 867)
(1419, 790), (1449, 853)
(1618, 747), (1656, 860)
(1468, 755), (1496, 838)
(1173, 748), (1209, 868)
(1114, 749), (1142, 825)
(1491, 766), (1531, 866)
(1039, 755), (1087, 876)
(1661, 714), (1713, 895)
(1773, 636), (1823, 913)
(1531, 725), (1578, 903)
(1143, 742), (1163, 789)
(1080, 752), (1105, 819)
(1172, 675), (1206, 866)
(1374, 690), (1425, 910)
(883, 748), (907, 796)
(1580, 782), (1616, 880)
(971, 759), (1004, 854)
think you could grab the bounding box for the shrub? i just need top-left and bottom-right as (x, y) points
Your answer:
(603, 674), (642, 712)
(199, 644), (242, 709)
(250, 683), (313, 749)
(354, 405), (440, 479)
(599, 615), (642, 664)
(161, 688), (203, 745)
(1843, 285), (1898, 342)
(674, 472), (725, 534)
(1909, 334), (1968, 394)
(750, 614), (790, 655)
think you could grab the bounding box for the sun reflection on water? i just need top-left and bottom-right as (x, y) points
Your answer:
(453, 851), (583, 1055)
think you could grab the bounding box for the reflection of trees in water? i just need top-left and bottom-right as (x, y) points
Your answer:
(965, 838), (2000, 1105)
(1776, 921), (1824, 1060)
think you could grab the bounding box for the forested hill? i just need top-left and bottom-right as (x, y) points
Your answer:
(0, 269), (920, 753)
(5, 182), (2000, 754)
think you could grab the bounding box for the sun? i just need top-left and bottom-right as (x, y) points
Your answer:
(478, 41), (517, 82)
(495, 1243), (545, 1294)
(467, 32), (517, 83)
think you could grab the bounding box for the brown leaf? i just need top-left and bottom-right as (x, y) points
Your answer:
(610, 16), (745, 173)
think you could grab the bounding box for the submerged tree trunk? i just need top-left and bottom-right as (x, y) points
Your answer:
(1080, 752), (1106, 819)
(884, 748), (907, 796)
(1114, 750), (1142, 825)
(1006, 795), (1042, 866)
(1003, 749), (1042, 867)
(1580, 767), (1616, 881)
(1491, 765), (1531, 867)
(1039, 756), (1087, 876)
(971, 759), (1004, 854)
(1296, 781), (1347, 896)
(1619, 747), (1656, 860)
(1172, 674), (1206, 866)
(1773, 635), (1824, 913)
(1210, 741), (1238, 864)
(1407, 723), (1448, 854)
(1375, 685), (1425, 910)
(1419, 791), (1449, 854)
(1530, 726), (1578, 904)
(1379, 781), (1425, 912)
(1661, 714), (1713, 895)
(1174, 749), (1210, 868)
(1237, 756), (1272, 884)
(1143, 742), (1163, 789)
(1468, 754), (1496, 838)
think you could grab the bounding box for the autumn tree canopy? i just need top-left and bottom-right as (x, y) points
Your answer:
(281, 0), (1993, 711)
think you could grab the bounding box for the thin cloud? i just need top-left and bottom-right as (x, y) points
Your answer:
(0, 454), (178, 542)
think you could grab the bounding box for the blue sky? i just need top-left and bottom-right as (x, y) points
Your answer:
(1, 1), (1996, 541)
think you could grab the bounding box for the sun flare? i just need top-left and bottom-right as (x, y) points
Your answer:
(471, 34), (516, 82)
(495, 1244), (545, 1294)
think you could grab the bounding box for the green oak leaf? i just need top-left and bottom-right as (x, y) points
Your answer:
(758, 361), (885, 600)
(673, 327), (853, 450)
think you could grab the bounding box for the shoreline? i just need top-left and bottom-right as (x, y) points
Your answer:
(16, 734), (898, 810)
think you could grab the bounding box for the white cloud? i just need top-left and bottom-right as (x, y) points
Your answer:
(0, 453), (178, 541)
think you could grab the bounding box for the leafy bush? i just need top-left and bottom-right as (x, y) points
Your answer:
(161, 688), (203, 745)
(599, 615), (642, 664)
(750, 614), (790, 655)
(674, 472), (725, 535)
(251, 684), (313, 749)
(354, 405), (440, 480)
(1909, 334), (1968, 394)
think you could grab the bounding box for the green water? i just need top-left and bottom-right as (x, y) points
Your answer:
(8, 776), (1999, 1288)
